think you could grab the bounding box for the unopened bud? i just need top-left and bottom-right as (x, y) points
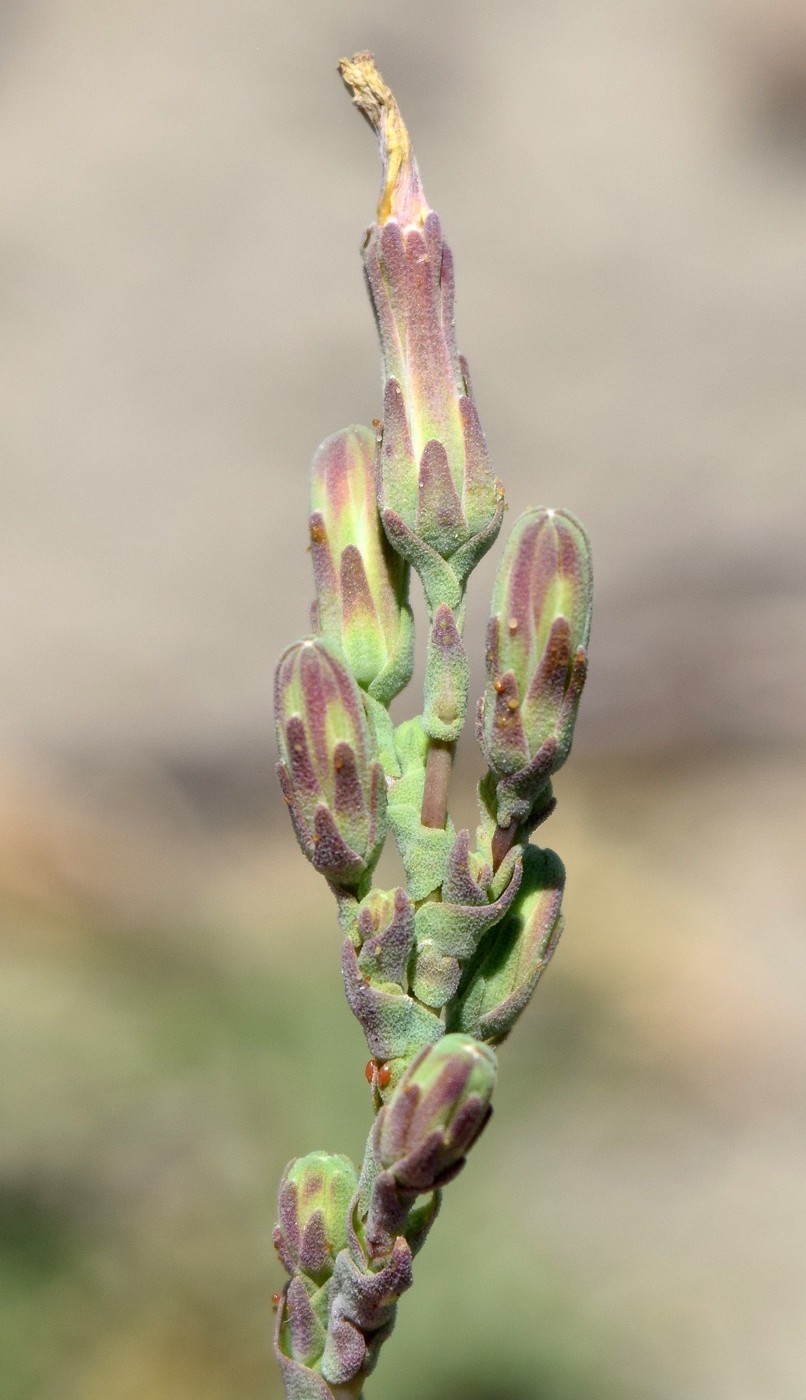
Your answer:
(274, 1151), (358, 1286)
(310, 425), (413, 705)
(275, 639), (387, 888)
(478, 507), (592, 828)
(378, 1033), (496, 1191)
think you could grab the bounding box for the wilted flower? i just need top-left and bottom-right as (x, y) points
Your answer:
(339, 52), (504, 601)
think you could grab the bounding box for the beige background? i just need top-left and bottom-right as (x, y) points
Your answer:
(2, 2), (805, 1398)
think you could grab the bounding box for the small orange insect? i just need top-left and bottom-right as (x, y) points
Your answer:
(364, 1059), (392, 1089)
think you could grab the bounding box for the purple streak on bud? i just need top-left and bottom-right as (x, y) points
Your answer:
(356, 887), (415, 987)
(274, 1152), (359, 1288)
(377, 1033), (496, 1192)
(275, 639), (387, 887)
(416, 440), (464, 557)
(340, 52), (503, 572)
(283, 1276), (325, 1367)
(366, 215), (503, 565)
(310, 426), (413, 704)
(442, 828), (492, 907)
(274, 1305), (335, 1400)
(478, 508), (592, 827)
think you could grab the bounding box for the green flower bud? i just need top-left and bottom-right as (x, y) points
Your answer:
(378, 1033), (496, 1191)
(310, 425), (414, 706)
(274, 1151), (358, 1286)
(340, 53), (504, 602)
(478, 507), (592, 829)
(275, 638), (387, 888)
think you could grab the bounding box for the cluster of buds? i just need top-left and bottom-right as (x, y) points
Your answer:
(478, 507), (592, 834)
(271, 52), (593, 1400)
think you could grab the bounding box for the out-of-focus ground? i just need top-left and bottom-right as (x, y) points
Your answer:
(1, 2), (805, 1398)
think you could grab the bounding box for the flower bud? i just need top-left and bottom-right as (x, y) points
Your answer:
(310, 425), (414, 706)
(275, 639), (387, 888)
(339, 52), (504, 596)
(378, 1033), (496, 1191)
(274, 1151), (358, 1286)
(478, 507), (592, 829)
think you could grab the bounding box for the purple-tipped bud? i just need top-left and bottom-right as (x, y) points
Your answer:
(310, 425), (414, 706)
(274, 1151), (358, 1287)
(275, 639), (387, 888)
(478, 508), (592, 828)
(377, 1033), (496, 1192)
(339, 53), (504, 583)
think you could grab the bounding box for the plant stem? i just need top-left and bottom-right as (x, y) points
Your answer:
(491, 820), (518, 873)
(330, 1381), (364, 1400)
(420, 739), (454, 829)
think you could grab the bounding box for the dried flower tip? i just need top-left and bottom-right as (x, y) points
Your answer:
(338, 51), (429, 227)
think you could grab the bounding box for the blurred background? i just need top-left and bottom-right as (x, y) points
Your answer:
(2, 1), (805, 1396)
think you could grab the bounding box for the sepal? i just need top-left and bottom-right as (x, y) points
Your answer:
(449, 843), (565, 1043)
(274, 1299), (339, 1400)
(342, 937), (443, 1060)
(377, 1033), (496, 1192)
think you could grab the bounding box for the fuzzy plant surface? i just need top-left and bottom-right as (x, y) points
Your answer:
(271, 53), (593, 1400)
